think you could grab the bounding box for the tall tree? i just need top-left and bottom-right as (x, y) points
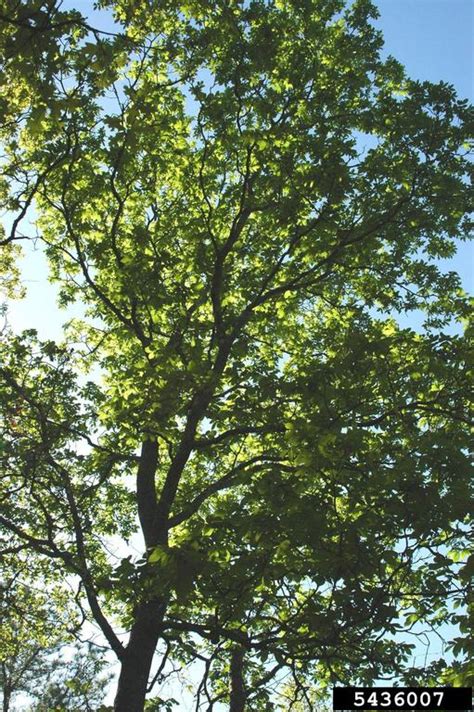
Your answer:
(0, 0), (472, 710)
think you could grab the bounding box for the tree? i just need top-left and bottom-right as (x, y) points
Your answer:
(0, 580), (110, 711)
(0, 0), (472, 710)
(0, 581), (53, 712)
(24, 646), (111, 712)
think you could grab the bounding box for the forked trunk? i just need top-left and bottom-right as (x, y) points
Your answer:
(113, 601), (164, 712)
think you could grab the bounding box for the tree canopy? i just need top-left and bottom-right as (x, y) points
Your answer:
(0, 0), (472, 710)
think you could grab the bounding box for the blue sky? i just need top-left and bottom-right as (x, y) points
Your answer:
(375, 0), (472, 100)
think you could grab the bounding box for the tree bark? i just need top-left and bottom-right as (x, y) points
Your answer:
(2, 691), (10, 712)
(2, 685), (11, 712)
(113, 600), (165, 712)
(229, 647), (246, 712)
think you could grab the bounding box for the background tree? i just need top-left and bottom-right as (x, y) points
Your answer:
(24, 646), (111, 712)
(0, 580), (111, 711)
(0, 581), (54, 712)
(0, 0), (472, 710)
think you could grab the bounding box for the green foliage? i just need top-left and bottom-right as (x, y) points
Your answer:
(0, 581), (110, 711)
(24, 645), (111, 712)
(144, 698), (178, 712)
(0, 0), (472, 708)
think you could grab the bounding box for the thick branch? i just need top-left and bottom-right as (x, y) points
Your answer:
(154, 337), (234, 539)
(136, 439), (159, 549)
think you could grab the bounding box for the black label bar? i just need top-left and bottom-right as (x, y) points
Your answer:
(333, 687), (473, 711)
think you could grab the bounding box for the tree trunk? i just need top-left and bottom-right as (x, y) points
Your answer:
(229, 647), (246, 712)
(2, 687), (11, 712)
(113, 600), (165, 712)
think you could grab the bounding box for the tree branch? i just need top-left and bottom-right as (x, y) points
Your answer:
(136, 439), (159, 549)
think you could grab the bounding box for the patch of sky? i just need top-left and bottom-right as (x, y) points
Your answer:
(2, 212), (87, 340)
(61, 0), (119, 36)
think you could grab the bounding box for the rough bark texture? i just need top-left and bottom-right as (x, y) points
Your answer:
(113, 601), (164, 712)
(229, 647), (246, 712)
